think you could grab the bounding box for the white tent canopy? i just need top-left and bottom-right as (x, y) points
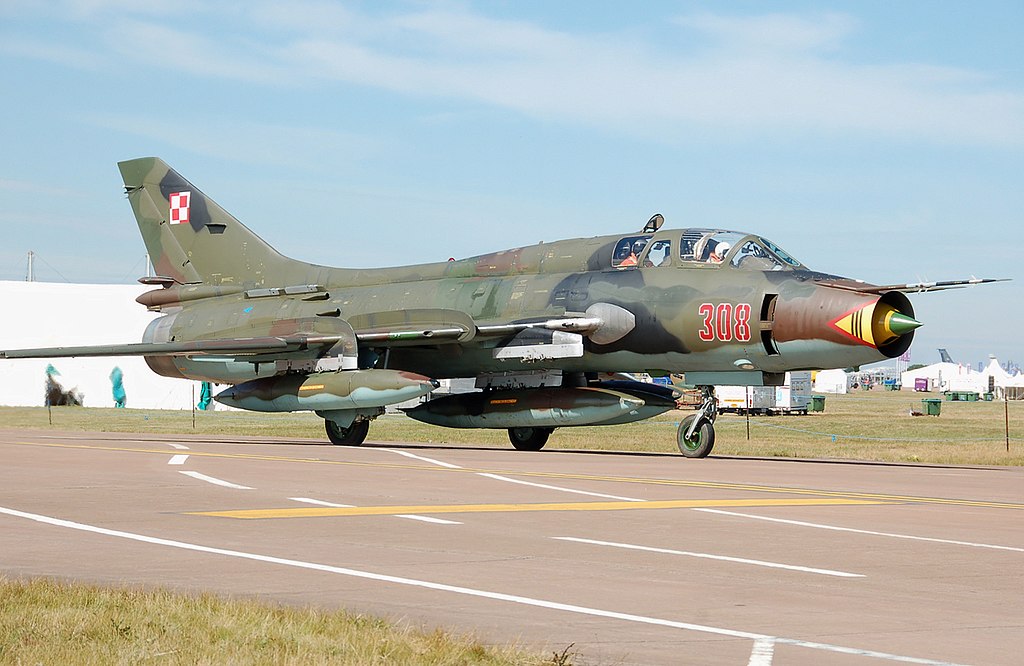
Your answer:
(813, 368), (848, 394)
(982, 356), (1013, 386)
(901, 356), (1021, 396)
(0, 281), (207, 409)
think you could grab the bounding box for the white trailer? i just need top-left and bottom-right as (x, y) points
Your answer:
(716, 372), (812, 415)
(774, 371), (812, 413)
(716, 385), (774, 414)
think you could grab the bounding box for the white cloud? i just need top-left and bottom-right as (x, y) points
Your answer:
(0, 36), (106, 70)
(672, 12), (858, 53)
(86, 114), (387, 171)
(0, 178), (82, 198)
(102, 18), (289, 85)
(270, 6), (1023, 145)
(246, 1), (359, 38)
(24, 3), (1024, 146)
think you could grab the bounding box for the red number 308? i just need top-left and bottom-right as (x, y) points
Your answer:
(698, 303), (752, 342)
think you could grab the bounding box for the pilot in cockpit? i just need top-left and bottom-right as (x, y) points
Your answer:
(618, 241), (645, 267)
(709, 242), (730, 264)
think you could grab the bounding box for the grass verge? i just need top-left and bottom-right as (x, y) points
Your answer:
(0, 577), (572, 665)
(2, 390), (1020, 465)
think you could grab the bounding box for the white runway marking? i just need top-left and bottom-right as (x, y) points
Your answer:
(380, 448), (645, 501)
(167, 454), (189, 465)
(291, 497), (459, 524)
(381, 449), (463, 469)
(553, 537), (864, 578)
(289, 497), (355, 508)
(478, 473), (645, 502)
(694, 508), (1024, 552)
(179, 471), (253, 490)
(0, 505), (962, 666)
(748, 638), (776, 666)
(167, 443), (190, 450)
(395, 514), (462, 525)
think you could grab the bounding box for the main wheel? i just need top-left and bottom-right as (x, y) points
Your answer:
(508, 427), (552, 451)
(325, 419), (369, 446)
(676, 414), (715, 458)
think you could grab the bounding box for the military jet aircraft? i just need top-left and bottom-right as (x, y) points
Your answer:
(1, 158), (1005, 457)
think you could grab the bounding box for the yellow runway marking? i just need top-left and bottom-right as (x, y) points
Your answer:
(12, 439), (1024, 510)
(191, 497), (887, 520)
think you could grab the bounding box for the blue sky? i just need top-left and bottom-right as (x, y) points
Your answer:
(1, 1), (1021, 367)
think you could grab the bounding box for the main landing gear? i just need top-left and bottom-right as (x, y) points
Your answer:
(677, 386), (717, 458)
(507, 427), (554, 451)
(325, 419), (369, 446)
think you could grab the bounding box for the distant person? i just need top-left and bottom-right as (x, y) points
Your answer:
(45, 364), (82, 407)
(110, 366), (126, 408)
(198, 382), (213, 411)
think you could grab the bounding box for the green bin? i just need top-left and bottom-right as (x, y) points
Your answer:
(810, 395), (826, 412)
(922, 398), (942, 416)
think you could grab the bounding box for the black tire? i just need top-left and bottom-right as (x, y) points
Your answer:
(508, 427), (552, 451)
(676, 415), (715, 458)
(325, 419), (369, 446)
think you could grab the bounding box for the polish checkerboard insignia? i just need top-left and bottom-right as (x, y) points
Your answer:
(169, 191), (191, 225)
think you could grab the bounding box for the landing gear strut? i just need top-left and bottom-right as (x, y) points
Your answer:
(677, 386), (717, 458)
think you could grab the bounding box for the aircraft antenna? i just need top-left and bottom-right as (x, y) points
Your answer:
(26, 250), (34, 282)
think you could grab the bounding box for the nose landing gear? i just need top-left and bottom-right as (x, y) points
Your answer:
(677, 386), (717, 458)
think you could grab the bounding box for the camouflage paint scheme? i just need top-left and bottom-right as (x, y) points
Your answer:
(2, 158), (1001, 451)
(113, 158), (914, 378)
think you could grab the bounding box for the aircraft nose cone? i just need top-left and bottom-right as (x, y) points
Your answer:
(887, 312), (922, 336)
(213, 385), (240, 407)
(870, 303), (922, 346)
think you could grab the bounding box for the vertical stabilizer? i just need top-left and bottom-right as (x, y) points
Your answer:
(118, 157), (307, 287)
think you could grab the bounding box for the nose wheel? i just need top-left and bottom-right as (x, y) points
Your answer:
(677, 386), (717, 458)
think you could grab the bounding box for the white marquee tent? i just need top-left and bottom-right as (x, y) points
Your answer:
(901, 356), (1021, 397)
(0, 281), (206, 409)
(813, 368), (849, 394)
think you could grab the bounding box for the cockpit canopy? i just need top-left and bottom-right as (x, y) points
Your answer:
(610, 229), (803, 271)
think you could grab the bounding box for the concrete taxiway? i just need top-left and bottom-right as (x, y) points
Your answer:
(1, 427), (1022, 665)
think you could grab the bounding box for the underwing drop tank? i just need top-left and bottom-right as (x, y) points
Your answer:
(215, 369), (437, 413)
(404, 386), (644, 429)
(589, 380), (680, 425)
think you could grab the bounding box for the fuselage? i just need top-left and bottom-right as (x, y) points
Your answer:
(139, 226), (913, 385)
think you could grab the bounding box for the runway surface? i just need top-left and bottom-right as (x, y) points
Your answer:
(2, 427), (1022, 665)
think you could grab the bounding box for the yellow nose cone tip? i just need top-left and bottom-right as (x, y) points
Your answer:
(888, 312), (922, 336)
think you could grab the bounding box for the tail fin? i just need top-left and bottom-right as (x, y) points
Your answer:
(118, 157), (306, 287)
